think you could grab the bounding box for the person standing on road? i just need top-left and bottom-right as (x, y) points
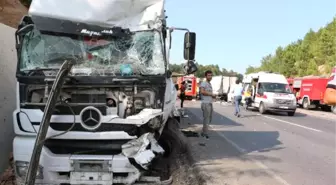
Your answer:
(199, 70), (216, 139)
(233, 79), (244, 117)
(180, 81), (186, 108)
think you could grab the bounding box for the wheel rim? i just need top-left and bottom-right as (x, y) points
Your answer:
(260, 104), (264, 112)
(332, 106), (336, 113)
(303, 100), (308, 108)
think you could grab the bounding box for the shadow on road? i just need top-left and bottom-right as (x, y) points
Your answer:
(248, 107), (307, 117)
(181, 106), (285, 182)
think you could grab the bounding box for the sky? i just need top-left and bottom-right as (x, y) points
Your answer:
(165, 0), (336, 74)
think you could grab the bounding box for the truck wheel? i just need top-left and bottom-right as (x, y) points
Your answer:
(287, 111), (295, 116)
(332, 106), (336, 114)
(259, 102), (266, 114)
(303, 98), (309, 110)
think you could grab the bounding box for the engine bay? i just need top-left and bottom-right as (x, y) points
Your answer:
(19, 84), (164, 118)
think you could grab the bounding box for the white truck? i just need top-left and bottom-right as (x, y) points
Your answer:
(211, 76), (237, 102)
(243, 72), (297, 116)
(12, 0), (197, 184)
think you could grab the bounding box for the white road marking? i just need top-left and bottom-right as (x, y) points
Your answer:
(190, 113), (292, 185)
(262, 115), (323, 133)
(213, 102), (323, 133)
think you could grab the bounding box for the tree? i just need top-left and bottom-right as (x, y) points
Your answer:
(246, 17), (336, 77)
(169, 63), (242, 78)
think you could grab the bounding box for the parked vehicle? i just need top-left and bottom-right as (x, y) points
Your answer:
(294, 77), (331, 111)
(211, 75), (237, 101)
(243, 72), (297, 116)
(177, 75), (197, 99)
(324, 66), (336, 114)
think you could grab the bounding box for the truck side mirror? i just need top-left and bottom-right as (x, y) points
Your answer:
(183, 60), (198, 75)
(17, 24), (34, 36)
(183, 32), (196, 60)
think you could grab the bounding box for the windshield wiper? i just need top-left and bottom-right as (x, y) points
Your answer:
(20, 68), (60, 76)
(45, 55), (82, 64)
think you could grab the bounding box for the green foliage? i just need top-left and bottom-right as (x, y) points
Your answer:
(246, 17), (336, 77)
(20, 0), (32, 8)
(169, 63), (243, 79)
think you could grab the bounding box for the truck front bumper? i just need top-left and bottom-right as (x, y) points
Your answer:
(13, 135), (164, 185)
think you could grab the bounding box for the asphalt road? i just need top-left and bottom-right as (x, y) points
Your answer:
(183, 100), (335, 185)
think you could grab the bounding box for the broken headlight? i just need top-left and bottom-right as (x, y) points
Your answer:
(147, 116), (161, 130)
(15, 161), (43, 179)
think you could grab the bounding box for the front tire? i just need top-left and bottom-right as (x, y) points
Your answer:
(259, 102), (266, 114)
(303, 98), (309, 110)
(332, 106), (336, 114)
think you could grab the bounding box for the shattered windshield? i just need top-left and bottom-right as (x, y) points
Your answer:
(19, 28), (165, 76)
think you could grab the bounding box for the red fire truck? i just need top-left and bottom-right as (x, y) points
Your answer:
(177, 75), (197, 100)
(294, 77), (331, 111)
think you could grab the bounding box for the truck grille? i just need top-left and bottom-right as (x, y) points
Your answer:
(49, 123), (138, 136)
(44, 139), (130, 155)
(275, 99), (292, 105)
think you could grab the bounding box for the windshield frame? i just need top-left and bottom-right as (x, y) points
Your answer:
(16, 25), (167, 78)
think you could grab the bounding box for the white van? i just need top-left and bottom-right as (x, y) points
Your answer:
(245, 72), (297, 116)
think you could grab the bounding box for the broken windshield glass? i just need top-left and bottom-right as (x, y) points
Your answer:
(19, 28), (166, 76)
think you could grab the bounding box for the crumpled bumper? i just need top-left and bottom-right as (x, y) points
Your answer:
(13, 133), (165, 185)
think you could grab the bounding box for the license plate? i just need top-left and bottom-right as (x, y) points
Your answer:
(70, 172), (113, 185)
(279, 106), (288, 109)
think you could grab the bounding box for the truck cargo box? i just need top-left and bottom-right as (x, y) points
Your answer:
(29, 0), (165, 30)
(298, 78), (328, 103)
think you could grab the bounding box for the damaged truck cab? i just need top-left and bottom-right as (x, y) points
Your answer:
(12, 0), (197, 184)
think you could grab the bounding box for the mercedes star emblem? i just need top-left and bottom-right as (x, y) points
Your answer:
(79, 106), (102, 131)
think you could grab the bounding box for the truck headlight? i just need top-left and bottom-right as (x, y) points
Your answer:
(15, 161), (43, 179)
(148, 116), (161, 130)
